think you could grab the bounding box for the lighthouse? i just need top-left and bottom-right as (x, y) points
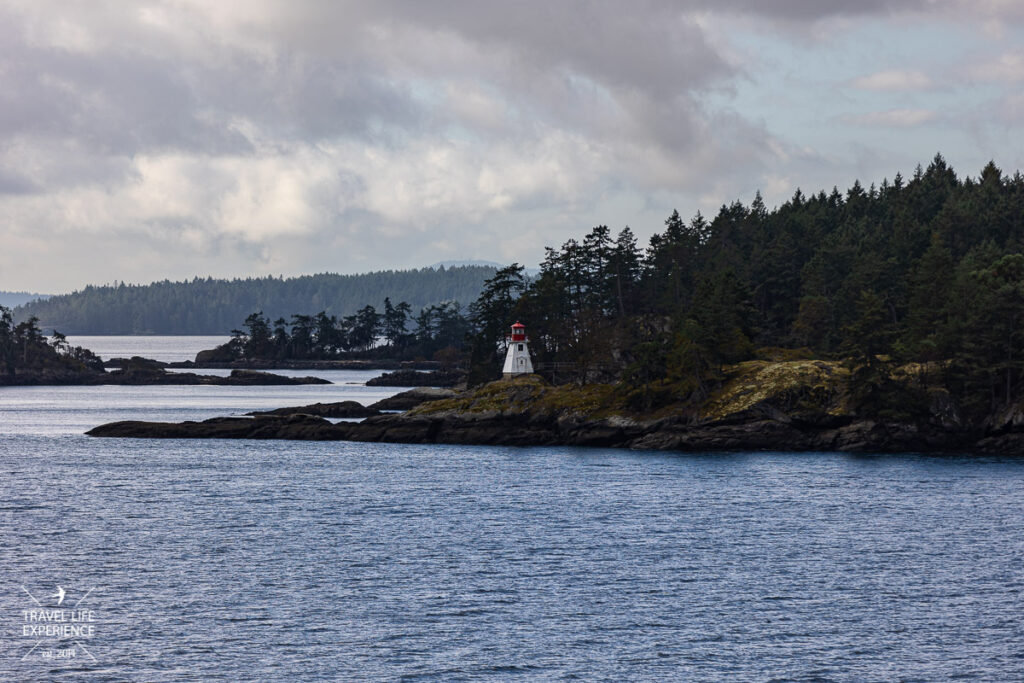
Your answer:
(502, 322), (534, 378)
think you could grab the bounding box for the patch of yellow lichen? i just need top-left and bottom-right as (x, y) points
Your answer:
(535, 382), (622, 418)
(892, 360), (945, 382)
(702, 359), (850, 420)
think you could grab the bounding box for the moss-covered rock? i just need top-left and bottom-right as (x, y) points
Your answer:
(703, 360), (850, 422)
(412, 375), (548, 416)
(413, 375), (628, 421)
(753, 347), (818, 362)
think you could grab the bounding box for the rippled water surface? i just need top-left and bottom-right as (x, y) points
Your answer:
(1, 341), (1023, 680)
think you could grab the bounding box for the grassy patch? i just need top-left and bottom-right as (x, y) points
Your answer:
(413, 361), (861, 424)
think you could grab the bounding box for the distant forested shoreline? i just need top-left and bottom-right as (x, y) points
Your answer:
(0, 291), (50, 308)
(14, 266), (497, 335)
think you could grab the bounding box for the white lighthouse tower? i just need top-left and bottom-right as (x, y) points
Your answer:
(502, 321), (534, 378)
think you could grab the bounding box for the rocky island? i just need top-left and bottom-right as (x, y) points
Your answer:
(3, 365), (330, 386)
(34, 157), (1024, 456)
(85, 360), (1024, 453)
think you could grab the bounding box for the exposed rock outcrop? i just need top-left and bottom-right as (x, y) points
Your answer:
(248, 400), (378, 418)
(103, 356), (169, 369)
(215, 369), (330, 385)
(365, 369), (465, 387)
(85, 405), (977, 452)
(87, 414), (347, 440)
(0, 367), (329, 386)
(368, 387), (458, 411)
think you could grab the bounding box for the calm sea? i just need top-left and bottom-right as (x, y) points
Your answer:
(65, 336), (232, 363)
(1, 338), (1022, 680)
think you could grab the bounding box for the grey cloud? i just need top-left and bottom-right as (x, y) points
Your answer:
(386, 0), (732, 94)
(0, 0), (747, 198)
(0, 44), (248, 159)
(699, 0), (928, 20)
(3, 0), (933, 176)
(0, 5), (424, 159)
(1, 0), (1008, 292)
(0, 169), (37, 195)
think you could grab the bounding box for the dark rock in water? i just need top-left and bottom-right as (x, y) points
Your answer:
(103, 368), (329, 386)
(182, 353), (444, 371)
(0, 368), (101, 386)
(368, 388), (457, 411)
(976, 432), (1024, 453)
(195, 345), (237, 364)
(248, 400), (377, 418)
(83, 406), (996, 453)
(0, 366), (328, 386)
(334, 411), (980, 454)
(366, 369), (464, 387)
(223, 369), (329, 385)
(103, 356), (168, 370)
(237, 388), (459, 420)
(87, 414), (351, 440)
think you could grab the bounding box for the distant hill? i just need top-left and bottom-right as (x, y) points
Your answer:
(14, 266), (498, 335)
(0, 291), (51, 308)
(430, 259), (505, 269)
(431, 259), (540, 277)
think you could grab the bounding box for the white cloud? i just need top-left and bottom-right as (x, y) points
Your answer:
(842, 108), (938, 127)
(852, 69), (933, 91)
(4, 0), (1024, 291)
(945, 0), (1024, 26)
(969, 52), (1024, 83)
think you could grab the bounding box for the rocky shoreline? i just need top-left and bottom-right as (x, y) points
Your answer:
(85, 366), (1024, 454)
(365, 368), (464, 387)
(83, 403), (1016, 453)
(1, 367), (329, 386)
(168, 358), (446, 371)
(243, 389), (457, 417)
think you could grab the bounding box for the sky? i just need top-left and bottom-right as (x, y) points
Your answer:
(3, 1), (1024, 293)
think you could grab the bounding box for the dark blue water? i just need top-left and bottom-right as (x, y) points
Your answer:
(2, 369), (1024, 680)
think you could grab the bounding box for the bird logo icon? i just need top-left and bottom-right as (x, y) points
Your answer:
(49, 586), (65, 606)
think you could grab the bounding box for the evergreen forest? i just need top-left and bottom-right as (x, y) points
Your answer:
(481, 154), (1024, 421)
(0, 307), (104, 376)
(223, 155), (1024, 423)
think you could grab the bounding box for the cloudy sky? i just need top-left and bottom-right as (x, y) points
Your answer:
(3, 1), (1024, 292)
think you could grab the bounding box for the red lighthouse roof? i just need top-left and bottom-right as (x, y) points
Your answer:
(510, 321), (527, 341)
(511, 322), (525, 329)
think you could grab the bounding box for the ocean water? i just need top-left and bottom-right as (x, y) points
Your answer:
(1, 341), (1023, 680)
(65, 336), (231, 363)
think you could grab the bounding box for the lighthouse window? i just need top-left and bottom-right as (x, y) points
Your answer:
(518, 344), (524, 351)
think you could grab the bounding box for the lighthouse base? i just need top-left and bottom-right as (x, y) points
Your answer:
(502, 343), (534, 377)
